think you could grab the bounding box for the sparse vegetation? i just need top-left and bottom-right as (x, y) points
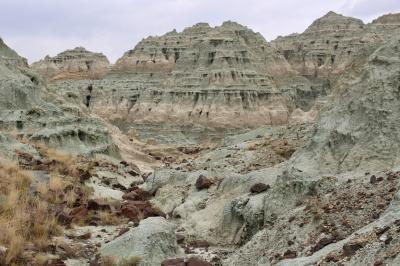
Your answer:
(0, 159), (63, 264)
(0, 148), (123, 264)
(100, 256), (141, 266)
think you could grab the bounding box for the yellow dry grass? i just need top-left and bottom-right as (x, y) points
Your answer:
(0, 159), (63, 265)
(100, 256), (141, 266)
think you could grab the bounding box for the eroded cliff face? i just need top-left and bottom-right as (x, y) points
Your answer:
(31, 47), (110, 81)
(271, 12), (400, 81)
(32, 12), (400, 139)
(0, 41), (117, 157)
(44, 21), (322, 133)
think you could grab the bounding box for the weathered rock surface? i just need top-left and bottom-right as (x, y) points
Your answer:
(35, 12), (400, 140)
(100, 217), (181, 265)
(289, 35), (400, 175)
(42, 22), (309, 130)
(31, 47), (110, 81)
(271, 11), (395, 80)
(0, 41), (118, 157)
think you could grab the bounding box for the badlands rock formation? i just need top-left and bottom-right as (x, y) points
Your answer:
(0, 39), (116, 156)
(46, 22), (301, 130)
(40, 12), (400, 136)
(31, 47), (110, 81)
(1, 10), (400, 266)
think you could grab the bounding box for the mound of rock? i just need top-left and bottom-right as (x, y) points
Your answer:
(31, 47), (110, 81)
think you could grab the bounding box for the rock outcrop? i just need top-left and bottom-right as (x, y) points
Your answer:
(0, 39), (117, 157)
(271, 11), (390, 80)
(290, 35), (400, 175)
(100, 217), (181, 265)
(31, 47), (110, 81)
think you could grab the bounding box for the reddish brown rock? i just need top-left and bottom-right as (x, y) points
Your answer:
(176, 233), (185, 244)
(343, 241), (364, 256)
(311, 236), (335, 253)
(120, 200), (165, 222)
(282, 250), (297, 259)
(161, 258), (185, 266)
(77, 232), (92, 240)
(87, 199), (111, 211)
(120, 204), (141, 222)
(123, 187), (151, 201)
(46, 258), (66, 266)
(143, 205), (166, 218)
(57, 211), (73, 226)
(186, 257), (212, 266)
(69, 206), (88, 221)
(250, 183), (271, 193)
(118, 227), (130, 237)
(195, 175), (213, 190)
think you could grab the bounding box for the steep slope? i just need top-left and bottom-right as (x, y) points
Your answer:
(290, 34), (400, 175)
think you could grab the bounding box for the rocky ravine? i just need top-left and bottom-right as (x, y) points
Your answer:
(1, 10), (400, 266)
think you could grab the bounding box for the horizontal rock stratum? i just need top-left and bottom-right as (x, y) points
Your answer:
(31, 47), (110, 81)
(30, 11), (400, 130)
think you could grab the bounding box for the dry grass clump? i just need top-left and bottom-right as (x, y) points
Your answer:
(98, 210), (121, 225)
(100, 256), (141, 266)
(17, 144), (95, 181)
(263, 137), (297, 159)
(0, 159), (63, 265)
(37, 147), (80, 178)
(120, 256), (141, 266)
(246, 142), (259, 151)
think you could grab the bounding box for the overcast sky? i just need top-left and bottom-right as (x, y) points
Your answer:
(1, 0), (399, 63)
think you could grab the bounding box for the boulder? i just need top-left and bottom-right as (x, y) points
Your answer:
(120, 201), (166, 223)
(186, 257), (212, 266)
(100, 217), (180, 265)
(250, 183), (270, 193)
(195, 175), (213, 190)
(161, 258), (185, 266)
(122, 187), (151, 201)
(87, 199), (111, 211)
(342, 241), (364, 256)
